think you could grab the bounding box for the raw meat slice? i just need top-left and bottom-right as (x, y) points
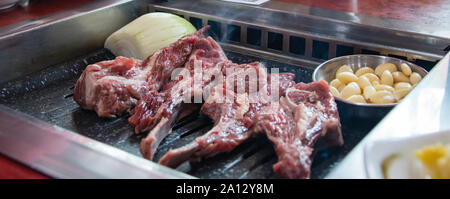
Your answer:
(158, 64), (296, 168)
(73, 27), (208, 117)
(256, 80), (343, 179)
(74, 56), (145, 117)
(135, 36), (229, 160)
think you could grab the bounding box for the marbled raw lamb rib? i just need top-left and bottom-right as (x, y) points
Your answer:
(132, 36), (230, 160)
(256, 80), (343, 179)
(158, 86), (252, 168)
(158, 63), (296, 168)
(73, 27), (208, 117)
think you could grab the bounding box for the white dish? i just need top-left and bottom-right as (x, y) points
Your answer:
(364, 130), (450, 179)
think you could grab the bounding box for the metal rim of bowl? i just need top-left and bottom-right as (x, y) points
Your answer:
(312, 54), (428, 108)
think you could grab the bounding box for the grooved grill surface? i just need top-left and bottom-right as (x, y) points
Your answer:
(0, 48), (377, 179)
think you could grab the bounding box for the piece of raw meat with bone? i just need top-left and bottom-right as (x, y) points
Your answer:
(73, 27), (208, 117)
(132, 36), (229, 160)
(158, 62), (296, 168)
(255, 80), (343, 178)
(160, 79), (342, 179)
(73, 24), (343, 178)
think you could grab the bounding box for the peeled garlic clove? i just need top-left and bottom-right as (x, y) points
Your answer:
(394, 82), (412, 91)
(330, 86), (340, 97)
(356, 76), (372, 90)
(394, 87), (412, 100)
(374, 84), (395, 93)
(372, 80), (380, 86)
(337, 84), (346, 92)
(361, 73), (380, 83)
(380, 70), (394, 86)
(330, 79), (343, 89)
(340, 82), (361, 99)
(410, 72), (422, 85)
(336, 65), (353, 75)
(363, 85), (377, 100)
(392, 71), (410, 83)
(355, 67), (375, 77)
(347, 95), (366, 103)
(401, 63), (412, 76)
(369, 90), (396, 104)
(337, 72), (358, 84)
(375, 63), (397, 77)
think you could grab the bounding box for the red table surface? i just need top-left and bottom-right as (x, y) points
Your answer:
(278, 0), (450, 24)
(0, 155), (48, 179)
(0, 0), (448, 179)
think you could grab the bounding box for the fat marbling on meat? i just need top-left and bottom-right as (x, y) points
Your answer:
(256, 80), (343, 179)
(158, 62), (296, 168)
(133, 36), (229, 160)
(73, 25), (342, 178)
(73, 27), (208, 117)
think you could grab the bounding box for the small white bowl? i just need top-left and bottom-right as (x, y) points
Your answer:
(364, 130), (450, 179)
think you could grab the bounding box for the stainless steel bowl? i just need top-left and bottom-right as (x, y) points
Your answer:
(313, 54), (428, 120)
